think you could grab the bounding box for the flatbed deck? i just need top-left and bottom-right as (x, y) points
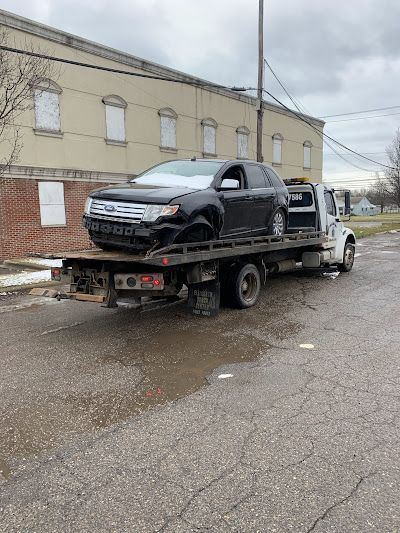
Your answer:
(41, 231), (326, 267)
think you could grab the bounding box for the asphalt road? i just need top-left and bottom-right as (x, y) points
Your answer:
(1, 233), (400, 532)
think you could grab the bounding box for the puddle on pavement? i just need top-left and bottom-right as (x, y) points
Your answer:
(1, 288), (306, 476)
(0, 458), (11, 480)
(69, 325), (267, 429)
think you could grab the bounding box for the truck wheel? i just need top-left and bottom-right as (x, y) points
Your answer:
(338, 242), (355, 272)
(270, 209), (287, 236)
(226, 263), (261, 309)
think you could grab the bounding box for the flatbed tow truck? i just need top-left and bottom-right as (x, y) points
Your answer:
(43, 180), (355, 316)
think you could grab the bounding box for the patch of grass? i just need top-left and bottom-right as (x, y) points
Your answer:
(353, 224), (400, 239)
(350, 213), (400, 223)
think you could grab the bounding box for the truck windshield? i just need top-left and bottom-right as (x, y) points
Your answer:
(132, 161), (224, 189)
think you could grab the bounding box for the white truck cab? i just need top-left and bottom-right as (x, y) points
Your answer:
(285, 178), (356, 271)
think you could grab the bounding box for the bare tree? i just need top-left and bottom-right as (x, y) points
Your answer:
(385, 129), (400, 207)
(0, 29), (56, 174)
(367, 173), (390, 213)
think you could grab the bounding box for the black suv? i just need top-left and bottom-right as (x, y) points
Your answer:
(83, 159), (289, 251)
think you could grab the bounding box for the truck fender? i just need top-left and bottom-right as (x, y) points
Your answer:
(335, 228), (356, 262)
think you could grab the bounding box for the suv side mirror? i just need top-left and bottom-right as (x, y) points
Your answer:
(219, 178), (239, 191)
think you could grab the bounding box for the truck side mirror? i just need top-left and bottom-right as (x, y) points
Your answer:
(219, 178), (239, 191)
(344, 191), (351, 216)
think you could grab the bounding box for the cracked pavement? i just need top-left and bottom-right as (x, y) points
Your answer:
(0, 233), (400, 532)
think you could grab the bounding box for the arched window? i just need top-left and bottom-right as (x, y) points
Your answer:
(236, 126), (250, 159)
(102, 95), (127, 144)
(272, 133), (283, 165)
(201, 118), (217, 156)
(159, 107), (177, 151)
(303, 140), (312, 169)
(32, 78), (62, 134)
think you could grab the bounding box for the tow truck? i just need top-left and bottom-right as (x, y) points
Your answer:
(45, 179), (355, 316)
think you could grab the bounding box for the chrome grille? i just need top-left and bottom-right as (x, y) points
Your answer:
(89, 199), (147, 223)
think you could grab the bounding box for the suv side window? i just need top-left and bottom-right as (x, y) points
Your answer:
(266, 168), (285, 188)
(246, 164), (268, 189)
(324, 191), (336, 216)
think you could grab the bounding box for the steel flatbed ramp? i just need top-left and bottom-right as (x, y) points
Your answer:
(40, 232), (326, 267)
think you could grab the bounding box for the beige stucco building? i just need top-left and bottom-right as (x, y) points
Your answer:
(0, 9), (324, 259)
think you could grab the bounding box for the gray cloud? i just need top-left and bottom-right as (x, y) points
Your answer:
(1, 0), (399, 186)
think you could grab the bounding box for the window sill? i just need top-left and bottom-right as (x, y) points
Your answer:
(105, 139), (127, 146)
(303, 167), (311, 171)
(203, 152), (218, 158)
(272, 162), (282, 167)
(160, 146), (178, 154)
(34, 129), (63, 138)
(41, 224), (67, 228)
(237, 156), (249, 160)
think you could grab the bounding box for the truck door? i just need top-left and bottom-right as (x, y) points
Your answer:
(324, 189), (341, 239)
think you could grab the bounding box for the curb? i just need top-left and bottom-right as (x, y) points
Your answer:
(3, 259), (51, 271)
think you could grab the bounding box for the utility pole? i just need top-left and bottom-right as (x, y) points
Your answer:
(256, 0), (264, 162)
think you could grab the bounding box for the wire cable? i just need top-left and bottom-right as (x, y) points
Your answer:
(320, 105), (400, 118)
(262, 59), (384, 173)
(0, 44), (253, 92)
(263, 89), (395, 170)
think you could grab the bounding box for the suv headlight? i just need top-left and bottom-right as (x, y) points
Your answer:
(84, 197), (93, 214)
(142, 204), (179, 222)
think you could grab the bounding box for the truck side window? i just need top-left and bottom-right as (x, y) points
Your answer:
(246, 164), (268, 189)
(324, 191), (336, 216)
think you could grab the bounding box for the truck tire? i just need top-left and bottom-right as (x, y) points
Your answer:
(225, 263), (261, 309)
(269, 209), (287, 236)
(338, 242), (355, 272)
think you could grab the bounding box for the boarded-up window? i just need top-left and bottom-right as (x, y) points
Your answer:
(272, 133), (283, 165)
(38, 182), (66, 226)
(33, 79), (62, 132)
(202, 118), (217, 156)
(303, 141), (312, 169)
(103, 95), (127, 143)
(159, 108), (177, 149)
(237, 126), (249, 158)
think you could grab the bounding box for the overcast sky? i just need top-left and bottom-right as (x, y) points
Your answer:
(2, 0), (400, 189)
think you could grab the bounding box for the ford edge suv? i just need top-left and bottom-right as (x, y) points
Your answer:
(83, 158), (289, 252)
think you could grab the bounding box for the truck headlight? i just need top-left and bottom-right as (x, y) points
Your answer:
(142, 204), (179, 222)
(84, 197), (93, 215)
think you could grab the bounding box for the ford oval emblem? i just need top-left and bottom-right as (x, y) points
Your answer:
(104, 204), (116, 212)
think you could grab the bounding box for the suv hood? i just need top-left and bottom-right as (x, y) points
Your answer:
(90, 183), (200, 204)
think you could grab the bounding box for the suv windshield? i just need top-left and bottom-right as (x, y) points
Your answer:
(132, 160), (224, 189)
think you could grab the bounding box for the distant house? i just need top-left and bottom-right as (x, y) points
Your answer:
(351, 196), (380, 216)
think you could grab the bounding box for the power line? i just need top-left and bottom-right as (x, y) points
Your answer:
(264, 59), (309, 115)
(261, 62), (391, 173)
(325, 151), (387, 156)
(0, 44), (254, 92)
(263, 89), (395, 170)
(326, 111), (400, 123)
(320, 106), (400, 118)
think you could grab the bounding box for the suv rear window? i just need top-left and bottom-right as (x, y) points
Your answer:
(266, 168), (285, 188)
(289, 191), (314, 207)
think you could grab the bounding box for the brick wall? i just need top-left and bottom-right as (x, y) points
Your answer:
(0, 177), (113, 261)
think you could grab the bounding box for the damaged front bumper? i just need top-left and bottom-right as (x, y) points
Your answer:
(83, 215), (181, 251)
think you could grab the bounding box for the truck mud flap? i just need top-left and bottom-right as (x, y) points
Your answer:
(187, 280), (220, 317)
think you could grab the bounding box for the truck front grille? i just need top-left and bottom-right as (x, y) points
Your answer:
(89, 199), (147, 223)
